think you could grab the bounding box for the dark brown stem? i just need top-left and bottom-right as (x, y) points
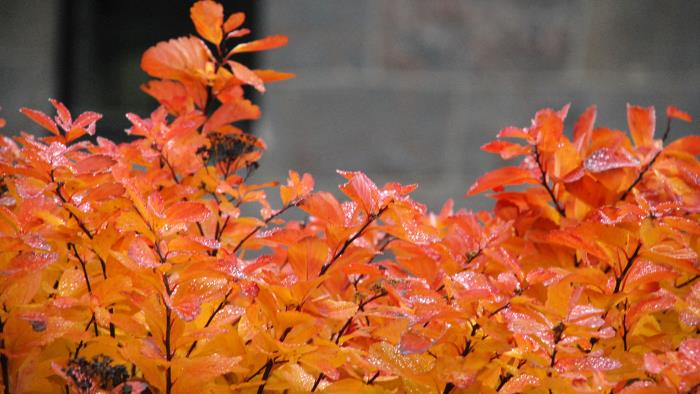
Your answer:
(255, 327), (293, 394)
(53, 172), (113, 335)
(68, 243), (99, 336)
(549, 322), (565, 372)
(533, 145), (566, 217)
(496, 372), (513, 392)
(621, 299), (629, 351)
(1, 316), (9, 394)
(185, 289), (233, 357)
(351, 234), (394, 290)
(319, 205), (389, 277)
(620, 117), (672, 201)
(163, 274), (173, 394)
(614, 242), (642, 294)
(489, 302), (510, 317)
(311, 372), (324, 392)
(675, 274), (700, 288)
(367, 371), (380, 385)
(333, 291), (387, 345)
(442, 336), (475, 394)
(233, 201), (299, 253)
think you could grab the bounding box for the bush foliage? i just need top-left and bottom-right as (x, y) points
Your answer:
(0, 1), (699, 393)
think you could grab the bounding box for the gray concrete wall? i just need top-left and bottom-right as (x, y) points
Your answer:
(0, 1), (60, 131)
(255, 0), (700, 211)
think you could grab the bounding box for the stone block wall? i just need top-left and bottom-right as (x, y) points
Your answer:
(255, 0), (700, 211)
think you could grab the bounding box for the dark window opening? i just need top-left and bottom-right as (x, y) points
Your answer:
(57, 0), (257, 142)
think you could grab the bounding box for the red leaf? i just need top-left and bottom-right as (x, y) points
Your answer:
(19, 107), (60, 135)
(627, 104), (656, 147)
(165, 201), (210, 223)
(72, 111), (103, 130)
(584, 147), (639, 173)
(203, 100), (260, 132)
(141, 80), (193, 115)
(481, 140), (530, 159)
(299, 192), (345, 226)
(230, 35), (288, 54)
(141, 36), (213, 81)
(666, 105), (692, 123)
(666, 136), (700, 155)
(624, 259), (678, 291)
(73, 154), (116, 175)
(337, 170), (381, 215)
(627, 290), (676, 329)
(229, 60), (265, 92)
(466, 166), (538, 196)
(1, 252), (58, 276)
(49, 98), (72, 130)
(497, 126), (531, 141)
(128, 237), (160, 268)
(534, 108), (565, 152)
(573, 105), (596, 152)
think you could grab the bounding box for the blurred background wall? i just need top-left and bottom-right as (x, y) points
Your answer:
(2, 0), (699, 211)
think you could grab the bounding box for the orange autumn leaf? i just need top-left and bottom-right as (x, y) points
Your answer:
(223, 12), (245, 33)
(627, 104), (656, 147)
(1, 1), (698, 393)
(19, 107), (59, 135)
(141, 36), (213, 82)
(573, 105), (596, 153)
(288, 237), (328, 281)
(230, 35), (288, 54)
(73, 154), (116, 175)
(164, 201), (210, 223)
(666, 105), (693, 123)
(190, 0), (224, 45)
(229, 60), (265, 92)
(466, 166), (538, 196)
(254, 69), (297, 83)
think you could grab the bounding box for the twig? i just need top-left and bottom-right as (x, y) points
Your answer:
(319, 205), (389, 277)
(614, 242), (642, 294)
(620, 117), (673, 201)
(533, 145), (566, 217)
(675, 275), (699, 288)
(185, 288), (233, 357)
(1, 315), (9, 394)
(233, 201), (300, 253)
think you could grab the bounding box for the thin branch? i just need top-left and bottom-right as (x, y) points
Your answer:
(366, 371), (381, 385)
(621, 299), (629, 351)
(319, 205), (389, 277)
(185, 288), (233, 357)
(0, 316), (9, 394)
(533, 145), (566, 217)
(620, 117), (672, 201)
(68, 243), (99, 336)
(489, 302), (510, 318)
(233, 201), (300, 253)
(675, 274), (699, 288)
(163, 274), (173, 394)
(351, 234), (394, 290)
(255, 327), (293, 394)
(311, 372), (324, 392)
(614, 242), (642, 294)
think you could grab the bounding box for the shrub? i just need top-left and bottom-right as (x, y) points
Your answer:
(0, 1), (698, 393)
